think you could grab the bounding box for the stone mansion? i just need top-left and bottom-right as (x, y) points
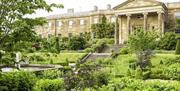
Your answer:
(35, 0), (180, 44)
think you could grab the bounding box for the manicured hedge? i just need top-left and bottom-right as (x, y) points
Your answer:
(98, 77), (180, 91)
(0, 71), (37, 91)
(175, 38), (180, 54)
(33, 79), (64, 91)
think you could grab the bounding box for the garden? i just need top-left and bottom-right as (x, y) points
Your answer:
(0, 0), (180, 90)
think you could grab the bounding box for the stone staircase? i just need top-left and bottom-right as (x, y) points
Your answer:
(85, 53), (111, 61)
(102, 44), (123, 53)
(80, 53), (111, 62)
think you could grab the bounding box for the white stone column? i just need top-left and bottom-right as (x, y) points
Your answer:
(161, 13), (165, 34)
(143, 12), (148, 31)
(158, 12), (162, 34)
(126, 14), (131, 35)
(119, 15), (123, 44)
(115, 15), (119, 44)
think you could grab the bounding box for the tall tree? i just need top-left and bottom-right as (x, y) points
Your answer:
(91, 15), (115, 38)
(177, 18), (180, 29)
(0, 0), (63, 48)
(128, 29), (158, 70)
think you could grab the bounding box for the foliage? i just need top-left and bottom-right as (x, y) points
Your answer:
(128, 29), (158, 69)
(175, 38), (180, 54)
(91, 39), (106, 53)
(27, 53), (87, 64)
(41, 69), (63, 79)
(0, 71), (37, 91)
(119, 47), (130, 54)
(68, 36), (86, 50)
(91, 15), (115, 38)
(97, 77), (180, 91)
(0, 52), (15, 65)
(0, 0), (63, 51)
(82, 32), (91, 41)
(157, 32), (177, 50)
(64, 61), (110, 90)
(55, 37), (61, 53)
(177, 18), (180, 28)
(33, 79), (64, 91)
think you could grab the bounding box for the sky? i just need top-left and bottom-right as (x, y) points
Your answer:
(28, 0), (180, 18)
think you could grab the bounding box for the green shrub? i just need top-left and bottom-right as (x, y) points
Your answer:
(83, 48), (94, 53)
(175, 38), (180, 54)
(92, 40), (106, 53)
(33, 79), (64, 91)
(94, 71), (110, 86)
(111, 53), (119, 58)
(68, 36), (86, 50)
(41, 70), (63, 79)
(142, 71), (151, 80)
(135, 67), (143, 79)
(99, 77), (180, 91)
(102, 38), (114, 44)
(29, 55), (45, 63)
(120, 47), (129, 54)
(0, 71), (37, 91)
(157, 32), (177, 50)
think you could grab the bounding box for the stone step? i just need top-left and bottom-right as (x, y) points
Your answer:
(102, 44), (123, 53)
(85, 53), (111, 61)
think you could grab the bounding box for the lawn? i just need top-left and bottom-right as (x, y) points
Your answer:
(26, 53), (87, 64)
(106, 53), (180, 77)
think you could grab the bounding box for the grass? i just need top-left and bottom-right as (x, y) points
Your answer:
(26, 53), (87, 64)
(107, 53), (180, 77)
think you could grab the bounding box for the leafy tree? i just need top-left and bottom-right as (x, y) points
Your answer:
(177, 18), (180, 28)
(0, 0), (63, 49)
(55, 37), (61, 53)
(175, 37), (180, 54)
(91, 15), (115, 38)
(157, 32), (177, 50)
(167, 16), (176, 32)
(68, 36), (86, 50)
(128, 29), (158, 69)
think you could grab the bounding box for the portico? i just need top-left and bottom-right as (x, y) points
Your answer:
(114, 0), (167, 44)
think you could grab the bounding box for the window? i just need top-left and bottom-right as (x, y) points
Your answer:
(175, 12), (180, 18)
(68, 33), (72, 37)
(80, 20), (85, 25)
(80, 33), (83, 36)
(48, 34), (52, 38)
(58, 21), (62, 27)
(69, 21), (73, 26)
(152, 26), (155, 30)
(94, 18), (98, 24)
(39, 34), (42, 38)
(92, 32), (96, 38)
(48, 22), (52, 27)
(58, 34), (62, 37)
(111, 17), (116, 23)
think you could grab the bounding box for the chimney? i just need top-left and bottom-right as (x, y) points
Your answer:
(67, 8), (74, 13)
(107, 4), (111, 10)
(93, 5), (98, 11)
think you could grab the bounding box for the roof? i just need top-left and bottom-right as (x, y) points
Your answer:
(113, 0), (165, 10)
(46, 11), (90, 19)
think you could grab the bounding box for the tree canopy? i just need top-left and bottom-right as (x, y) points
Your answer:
(0, 0), (63, 50)
(91, 15), (115, 38)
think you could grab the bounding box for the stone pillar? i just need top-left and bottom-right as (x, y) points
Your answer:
(126, 14), (131, 35)
(161, 14), (165, 34)
(143, 12), (148, 31)
(115, 15), (119, 44)
(119, 15), (123, 44)
(158, 12), (162, 34)
(54, 19), (57, 37)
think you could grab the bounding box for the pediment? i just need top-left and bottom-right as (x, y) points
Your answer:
(113, 0), (163, 10)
